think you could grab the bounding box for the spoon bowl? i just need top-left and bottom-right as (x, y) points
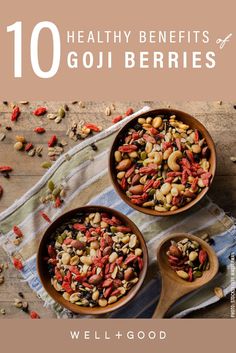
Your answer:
(152, 233), (219, 318)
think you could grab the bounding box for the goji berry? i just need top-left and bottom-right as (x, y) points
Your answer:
(125, 108), (134, 116)
(118, 145), (138, 153)
(47, 245), (56, 258)
(120, 177), (127, 190)
(25, 143), (33, 152)
(132, 132), (139, 140)
(116, 226), (131, 232)
(13, 258), (24, 270)
(84, 123), (101, 132)
(13, 225), (23, 238)
(33, 107), (47, 116)
(175, 138), (182, 151)
(11, 106), (20, 121)
(149, 127), (158, 135)
(143, 134), (156, 144)
(34, 127), (45, 134)
(188, 267), (193, 282)
(0, 166), (13, 172)
(54, 197), (61, 208)
(62, 281), (73, 293)
(199, 249), (208, 265)
(39, 211), (51, 223)
(73, 223), (87, 232)
(194, 129), (199, 143)
(112, 115), (123, 124)
(30, 311), (40, 319)
(48, 135), (57, 147)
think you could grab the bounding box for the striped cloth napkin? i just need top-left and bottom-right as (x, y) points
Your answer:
(0, 106), (235, 318)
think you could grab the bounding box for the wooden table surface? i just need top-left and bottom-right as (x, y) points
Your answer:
(0, 101), (235, 319)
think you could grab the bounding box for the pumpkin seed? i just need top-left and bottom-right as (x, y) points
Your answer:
(47, 180), (55, 192)
(41, 161), (52, 169)
(58, 107), (65, 118)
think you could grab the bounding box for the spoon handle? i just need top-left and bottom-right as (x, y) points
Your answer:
(152, 276), (181, 318)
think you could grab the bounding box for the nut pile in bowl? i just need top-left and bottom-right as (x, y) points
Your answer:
(167, 238), (209, 281)
(113, 114), (212, 212)
(45, 211), (144, 308)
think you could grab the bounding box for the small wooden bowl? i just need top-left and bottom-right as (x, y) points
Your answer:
(153, 233), (219, 318)
(109, 109), (216, 216)
(37, 205), (148, 315)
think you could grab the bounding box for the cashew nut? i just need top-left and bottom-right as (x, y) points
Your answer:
(167, 151), (183, 171)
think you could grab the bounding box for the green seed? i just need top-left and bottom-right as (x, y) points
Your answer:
(41, 161), (52, 169)
(193, 270), (202, 278)
(110, 226), (117, 233)
(47, 180), (55, 192)
(148, 188), (156, 196)
(140, 151), (147, 160)
(52, 188), (61, 197)
(57, 235), (63, 244)
(58, 107), (65, 118)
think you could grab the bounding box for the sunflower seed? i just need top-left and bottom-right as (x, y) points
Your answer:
(28, 148), (35, 157)
(0, 133), (6, 141)
(105, 106), (111, 116)
(55, 116), (62, 124)
(47, 113), (57, 120)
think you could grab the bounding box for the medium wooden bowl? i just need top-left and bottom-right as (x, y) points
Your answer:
(37, 205), (148, 315)
(109, 109), (216, 216)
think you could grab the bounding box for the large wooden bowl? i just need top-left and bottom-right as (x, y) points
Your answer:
(109, 109), (216, 216)
(37, 205), (148, 315)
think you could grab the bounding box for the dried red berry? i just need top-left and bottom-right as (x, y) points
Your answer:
(84, 123), (101, 132)
(39, 211), (51, 223)
(112, 115), (123, 124)
(30, 311), (40, 319)
(34, 127), (46, 134)
(25, 143), (33, 152)
(125, 108), (134, 116)
(48, 135), (57, 147)
(13, 258), (24, 270)
(54, 197), (61, 208)
(11, 106), (21, 121)
(13, 226), (23, 238)
(33, 107), (47, 116)
(0, 166), (13, 172)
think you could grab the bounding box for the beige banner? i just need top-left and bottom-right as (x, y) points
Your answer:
(0, 319), (234, 352)
(0, 0), (235, 100)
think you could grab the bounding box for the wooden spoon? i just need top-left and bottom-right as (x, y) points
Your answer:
(152, 233), (219, 318)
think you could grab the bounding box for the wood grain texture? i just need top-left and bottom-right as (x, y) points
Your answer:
(0, 101), (235, 319)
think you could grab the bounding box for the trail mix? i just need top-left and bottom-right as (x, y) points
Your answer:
(45, 211), (144, 307)
(113, 114), (212, 212)
(166, 238), (209, 281)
